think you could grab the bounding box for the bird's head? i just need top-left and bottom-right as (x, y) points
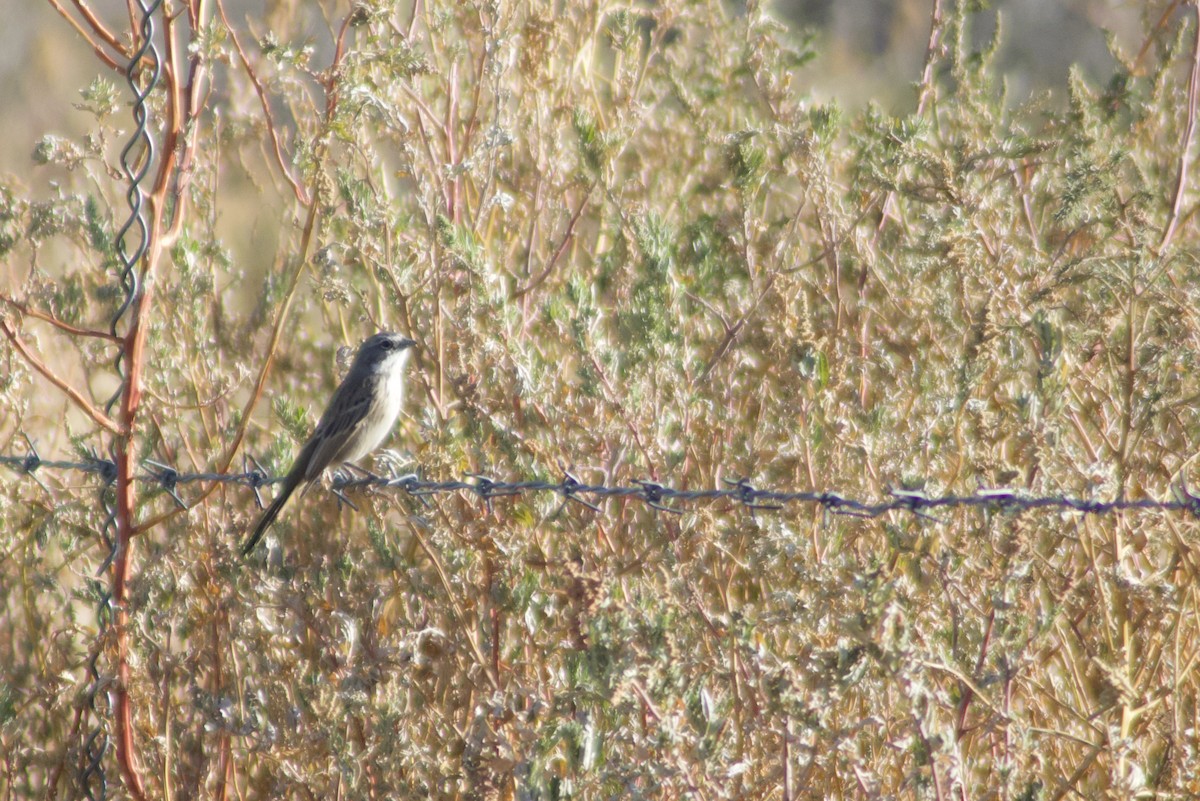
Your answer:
(356, 331), (417, 373)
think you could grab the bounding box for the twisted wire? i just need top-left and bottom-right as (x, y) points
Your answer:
(79, 459), (117, 801)
(107, 0), (163, 414)
(82, 1), (163, 798)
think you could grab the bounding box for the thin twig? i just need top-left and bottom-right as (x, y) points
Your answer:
(46, 0), (125, 72)
(72, 0), (131, 57)
(0, 294), (122, 342)
(511, 187), (590, 300)
(695, 273), (778, 384)
(0, 318), (122, 434)
(1131, 0), (1185, 76)
(874, 0), (945, 238)
(1158, 4), (1200, 253)
(215, 0), (309, 204)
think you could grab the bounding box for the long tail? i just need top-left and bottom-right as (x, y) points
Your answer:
(241, 475), (301, 556)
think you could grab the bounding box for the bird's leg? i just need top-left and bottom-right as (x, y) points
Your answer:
(341, 460), (382, 480)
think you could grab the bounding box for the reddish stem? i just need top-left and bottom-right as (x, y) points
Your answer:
(1159, 4), (1200, 253)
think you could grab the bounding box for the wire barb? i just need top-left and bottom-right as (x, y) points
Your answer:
(142, 459), (188, 509)
(724, 477), (782, 513)
(632, 479), (682, 514)
(889, 487), (946, 524)
(1174, 480), (1200, 519)
(559, 471), (603, 513)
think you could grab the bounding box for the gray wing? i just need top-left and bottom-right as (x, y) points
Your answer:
(298, 373), (376, 483)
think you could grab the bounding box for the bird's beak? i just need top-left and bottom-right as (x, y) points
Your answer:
(399, 337), (418, 350)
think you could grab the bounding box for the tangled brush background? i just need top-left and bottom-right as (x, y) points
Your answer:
(2, 1), (1199, 798)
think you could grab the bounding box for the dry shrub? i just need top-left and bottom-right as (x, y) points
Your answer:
(2, 1), (1200, 799)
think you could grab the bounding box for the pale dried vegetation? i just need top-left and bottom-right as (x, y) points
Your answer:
(3, 0), (1200, 799)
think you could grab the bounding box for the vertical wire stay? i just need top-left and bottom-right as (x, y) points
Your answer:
(81, 2), (162, 799)
(109, 0), (163, 403)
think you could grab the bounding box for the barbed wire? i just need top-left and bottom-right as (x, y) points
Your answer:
(5, 444), (1200, 523)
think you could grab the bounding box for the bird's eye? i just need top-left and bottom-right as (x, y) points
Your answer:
(380, 339), (393, 350)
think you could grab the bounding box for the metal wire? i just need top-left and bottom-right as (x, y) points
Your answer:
(5, 448), (1200, 523)
(108, 0), (163, 413)
(80, 1), (163, 798)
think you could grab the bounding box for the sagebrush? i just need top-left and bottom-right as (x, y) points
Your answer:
(2, 1), (1200, 799)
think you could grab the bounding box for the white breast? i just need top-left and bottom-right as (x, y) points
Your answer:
(351, 354), (408, 459)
